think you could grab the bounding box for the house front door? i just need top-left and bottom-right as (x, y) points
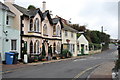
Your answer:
(81, 44), (84, 55)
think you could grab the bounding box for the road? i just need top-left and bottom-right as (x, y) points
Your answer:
(2, 44), (118, 79)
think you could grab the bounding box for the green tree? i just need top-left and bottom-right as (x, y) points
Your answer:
(27, 5), (36, 10)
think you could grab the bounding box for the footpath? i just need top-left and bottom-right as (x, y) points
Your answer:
(2, 56), (86, 74)
(88, 61), (115, 80)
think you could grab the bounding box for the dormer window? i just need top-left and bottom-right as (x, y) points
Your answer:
(30, 19), (33, 31)
(43, 24), (47, 35)
(34, 18), (39, 32)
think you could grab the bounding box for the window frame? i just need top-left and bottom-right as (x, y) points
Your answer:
(34, 18), (40, 32)
(43, 24), (47, 35)
(11, 40), (17, 50)
(71, 32), (74, 38)
(65, 30), (68, 37)
(29, 19), (33, 31)
(6, 15), (9, 25)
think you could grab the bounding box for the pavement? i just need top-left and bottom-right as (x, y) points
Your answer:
(88, 61), (115, 80)
(2, 56), (86, 74)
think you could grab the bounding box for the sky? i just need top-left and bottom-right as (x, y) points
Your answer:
(0, 0), (119, 39)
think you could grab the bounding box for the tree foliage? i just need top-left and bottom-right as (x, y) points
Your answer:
(84, 30), (110, 50)
(27, 5), (36, 10)
(69, 24), (86, 32)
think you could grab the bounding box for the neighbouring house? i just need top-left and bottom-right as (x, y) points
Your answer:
(77, 34), (89, 55)
(4, 0), (63, 60)
(57, 17), (78, 57)
(0, 1), (20, 62)
(42, 10), (63, 57)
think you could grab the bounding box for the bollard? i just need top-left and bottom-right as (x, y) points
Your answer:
(24, 54), (28, 64)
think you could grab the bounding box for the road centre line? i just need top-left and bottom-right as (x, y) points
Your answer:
(72, 64), (101, 80)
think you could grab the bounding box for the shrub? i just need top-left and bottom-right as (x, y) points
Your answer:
(115, 59), (120, 71)
(61, 49), (73, 58)
(89, 43), (101, 50)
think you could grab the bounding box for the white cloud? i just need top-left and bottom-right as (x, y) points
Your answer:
(0, 0), (118, 39)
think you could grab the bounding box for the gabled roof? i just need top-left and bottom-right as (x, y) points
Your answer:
(52, 18), (60, 25)
(52, 18), (64, 28)
(0, 2), (15, 16)
(55, 15), (78, 32)
(29, 8), (43, 20)
(12, 4), (43, 20)
(78, 34), (89, 43)
(43, 10), (53, 25)
(63, 24), (78, 32)
(13, 4), (29, 16)
(0, 1), (9, 10)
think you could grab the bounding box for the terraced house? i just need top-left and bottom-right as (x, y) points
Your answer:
(4, 0), (63, 60)
(0, 1), (20, 61)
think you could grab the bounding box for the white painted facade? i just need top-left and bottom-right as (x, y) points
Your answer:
(77, 34), (89, 55)
(0, 2), (20, 61)
(62, 30), (77, 56)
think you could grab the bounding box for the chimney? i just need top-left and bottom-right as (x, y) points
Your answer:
(42, 1), (46, 12)
(4, 0), (15, 4)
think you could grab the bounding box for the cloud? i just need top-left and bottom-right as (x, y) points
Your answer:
(0, 0), (118, 39)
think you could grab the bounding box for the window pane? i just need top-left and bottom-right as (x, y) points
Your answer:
(65, 31), (67, 36)
(6, 16), (9, 25)
(43, 24), (47, 35)
(11, 40), (17, 50)
(30, 19), (33, 31)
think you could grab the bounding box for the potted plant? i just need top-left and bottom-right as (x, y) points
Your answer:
(28, 54), (34, 63)
(34, 56), (38, 62)
(41, 43), (47, 61)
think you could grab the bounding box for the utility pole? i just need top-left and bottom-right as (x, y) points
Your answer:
(101, 26), (103, 33)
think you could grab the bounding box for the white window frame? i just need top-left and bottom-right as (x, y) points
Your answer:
(71, 32), (74, 38)
(11, 39), (17, 51)
(43, 24), (47, 35)
(6, 15), (9, 26)
(29, 19), (33, 31)
(65, 30), (68, 37)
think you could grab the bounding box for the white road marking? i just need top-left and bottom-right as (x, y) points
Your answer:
(72, 64), (100, 80)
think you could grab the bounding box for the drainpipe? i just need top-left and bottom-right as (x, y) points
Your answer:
(2, 11), (7, 61)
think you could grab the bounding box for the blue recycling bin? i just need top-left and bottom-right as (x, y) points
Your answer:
(5, 52), (14, 65)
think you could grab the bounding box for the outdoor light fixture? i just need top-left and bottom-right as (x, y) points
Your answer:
(3, 31), (8, 36)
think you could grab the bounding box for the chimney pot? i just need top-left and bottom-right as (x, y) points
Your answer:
(4, 0), (15, 4)
(42, 1), (46, 12)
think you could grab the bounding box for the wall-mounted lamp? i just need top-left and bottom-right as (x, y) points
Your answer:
(3, 31), (8, 36)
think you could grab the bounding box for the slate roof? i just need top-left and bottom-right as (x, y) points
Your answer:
(52, 18), (60, 25)
(0, 1), (9, 10)
(0, 2), (15, 16)
(52, 18), (64, 29)
(12, 4), (43, 20)
(13, 4), (29, 16)
(12, 4), (64, 27)
(63, 24), (78, 33)
(42, 10), (53, 24)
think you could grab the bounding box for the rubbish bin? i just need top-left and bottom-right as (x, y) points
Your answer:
(5, 52), (14, 65)
(10, 51), (19, 64)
